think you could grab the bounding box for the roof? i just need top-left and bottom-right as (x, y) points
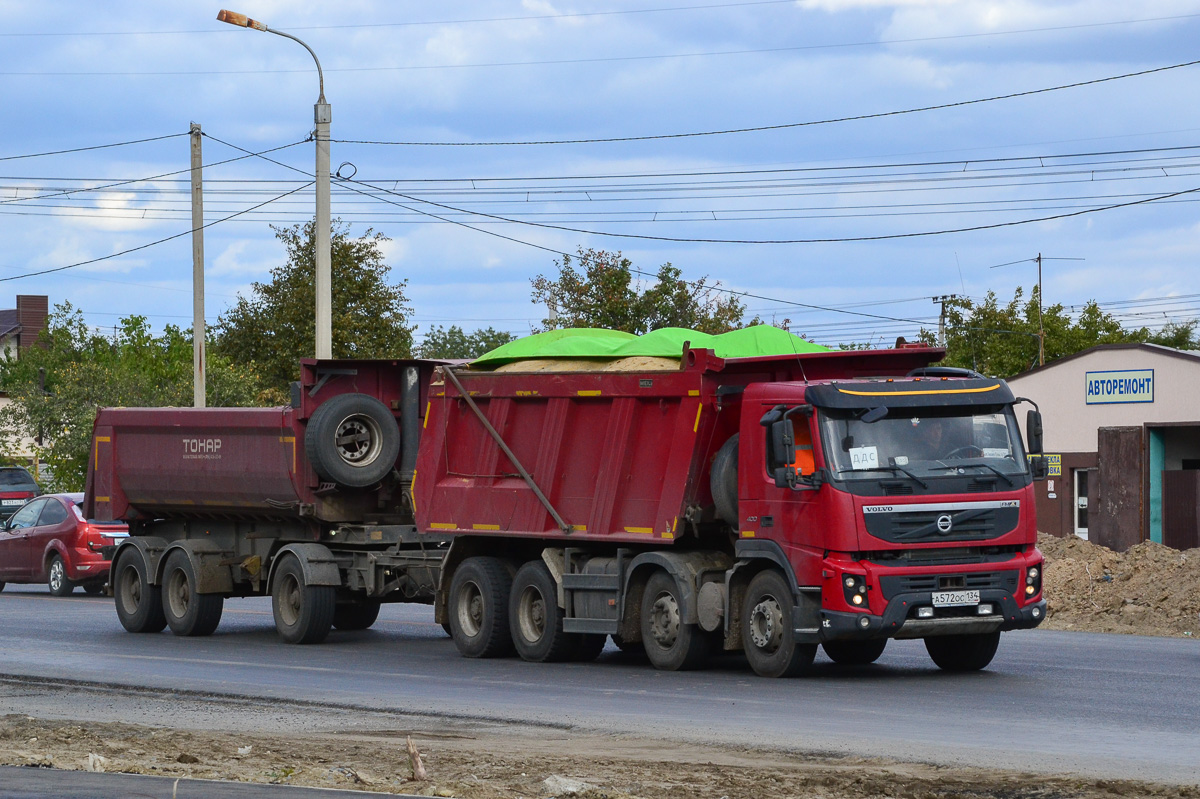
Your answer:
(1007, 342), (1200, 381)
(0, 308), (18, 339)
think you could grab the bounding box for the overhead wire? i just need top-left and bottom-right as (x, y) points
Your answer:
(0, 133), (187, 162)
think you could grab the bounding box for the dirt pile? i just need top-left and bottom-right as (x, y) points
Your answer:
(1039, 532), (1200, 637)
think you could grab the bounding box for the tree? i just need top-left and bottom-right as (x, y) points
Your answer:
(215, 220), (414, 390)
(418, 325), (516, 360)
(530, 248), (747, 334)
(921, 287), (1198, 377)
(0, 303), (263, 491)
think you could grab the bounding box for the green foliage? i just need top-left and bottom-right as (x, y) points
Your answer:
(418, 325), (516, 360)
(531, 248), (747, 334)
(0, 303), (263, 491)
(214, 220), (414, 390)
(922, 287), (1199, 377)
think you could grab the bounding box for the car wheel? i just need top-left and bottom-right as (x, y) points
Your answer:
(47, 555), (74, 597)
(924, 631), (1002, 672)
(113, 548), (167, 633)
(271, 555), (335, 644)
(162, 550), (224, 636)
(82, 582), (104, 596)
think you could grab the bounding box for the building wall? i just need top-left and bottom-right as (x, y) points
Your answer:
(1008, 346), (1200, 452)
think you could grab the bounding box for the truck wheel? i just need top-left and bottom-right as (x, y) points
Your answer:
(509, 561), (575, 662)
(742, 570), (816, 678)
(333, 599), (382, 631)
(113, 548), (167, 634)
(47, 555), (74, 596)
(822, 639), (887, 666)
(162, 550), (224, 637)
(641, 570), (709, 671)
(272, 556), (335, 644)
(924, 631), (1001, 672)
(305, 393), (401, 488)
(449, 557), (514, 658)
(710, 435), (739, 529)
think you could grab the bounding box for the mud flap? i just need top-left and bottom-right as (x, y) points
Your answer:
(793, 589), (822, 644)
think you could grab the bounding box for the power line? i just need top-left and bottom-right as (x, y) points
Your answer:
(0, 133), (187, 162)
(0, 182), (312, 283)
(331, 57), (1200, 146)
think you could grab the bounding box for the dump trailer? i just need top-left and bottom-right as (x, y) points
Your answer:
(87, 344), (1047, 675)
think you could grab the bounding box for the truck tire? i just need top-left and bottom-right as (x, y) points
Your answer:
(161, 550), (224, 637)
(305, 393), (401, 488)
(924, 631), (1001, 672)
(641, 570), (709, 671)
(272, 555), (335, 644)
(509, 560), (575, 662)
(47, 554), (74, 596)
(822, 639), (887, 666)
(711, 435), (739, 529)
(449, 556), (514, 658)
(113, 548), (167, 634)
(742, 570), (816, 678)
(333, 599), (382, 631)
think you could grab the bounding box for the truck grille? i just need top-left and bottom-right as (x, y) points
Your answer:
(879, 570), (1019, 599)
(862, 503), (1020, 544)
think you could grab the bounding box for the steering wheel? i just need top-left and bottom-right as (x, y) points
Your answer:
(944, 445), (983, 459)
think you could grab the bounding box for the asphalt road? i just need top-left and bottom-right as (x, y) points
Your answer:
(1, 584), (1198, 784)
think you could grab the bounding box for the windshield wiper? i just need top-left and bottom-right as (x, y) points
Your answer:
(928, 461), (1015, 486)
(838, 464), (928, 489)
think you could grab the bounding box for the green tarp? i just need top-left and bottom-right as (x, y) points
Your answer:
(472, 325), (829, 367)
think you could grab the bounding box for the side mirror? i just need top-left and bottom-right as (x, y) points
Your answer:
(1029, 455), (1048, 482)
(769, 419), (794, 471)
(1026, 409), (1044, 455)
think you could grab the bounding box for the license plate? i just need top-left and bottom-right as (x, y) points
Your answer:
(932, 589), (980, 607)
(1, 499), (23, 506)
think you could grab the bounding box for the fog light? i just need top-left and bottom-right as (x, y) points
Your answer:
(851, 594), (864, 606)
(977, 604), (994, 616)
(1032, 607), (1042, 618)
(858, 616), (871, 629)
(917, 606), (934, 619)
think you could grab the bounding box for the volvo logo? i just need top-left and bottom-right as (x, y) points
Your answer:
(936, 514), (953, 534)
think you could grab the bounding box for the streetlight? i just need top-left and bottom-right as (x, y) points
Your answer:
(217, 9), (332, 360)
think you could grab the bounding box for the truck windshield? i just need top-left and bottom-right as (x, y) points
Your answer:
(818, 406), (1029, 479)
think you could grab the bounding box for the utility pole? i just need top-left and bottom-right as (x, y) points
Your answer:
(932, 294), (959, 348)
(190, 123), (206, 408)
(1035, 253), (1045, 367)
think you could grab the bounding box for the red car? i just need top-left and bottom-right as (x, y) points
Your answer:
(0, 493), (128, 596)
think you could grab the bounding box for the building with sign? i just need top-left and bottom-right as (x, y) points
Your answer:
(1007, 343), (1200, 551)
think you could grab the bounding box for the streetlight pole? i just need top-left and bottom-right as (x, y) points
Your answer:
(217, 9), (332, 360)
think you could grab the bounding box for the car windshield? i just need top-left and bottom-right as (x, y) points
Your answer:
(819, 405), (1028, 479)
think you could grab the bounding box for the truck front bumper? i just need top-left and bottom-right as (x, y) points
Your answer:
(821, 592), (1046, 642)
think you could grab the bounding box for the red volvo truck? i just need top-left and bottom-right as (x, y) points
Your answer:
(87, 345), (1047, 676)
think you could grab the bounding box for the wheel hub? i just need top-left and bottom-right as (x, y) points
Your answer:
(749, 598), (783, 652)
(518, 586), (547, 643)
(649, 593), (681, 647)
(334, 415), (382, 466)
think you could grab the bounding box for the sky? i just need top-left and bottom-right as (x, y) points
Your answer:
(3, 0), (1200, 352)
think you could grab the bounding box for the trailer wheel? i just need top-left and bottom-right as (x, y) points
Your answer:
(449, 557), (514, 658)
(161, 550), (224, 637)
(822, 639), (887, 666)
(641, 571), (709, 671)
(113, 548), (167, 634)
(742, 570), (816, 678)
(333, 599), (382, 631)
(509, 561), (575, 662)
(924, 631), (1001, 672)
(711, 435), (739, 529)
(272, 556), (335, 644)
(305, 393), (401, 488)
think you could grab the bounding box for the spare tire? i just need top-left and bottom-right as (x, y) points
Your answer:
(305, 393), (401, 488)
(711, 434), (739, 530)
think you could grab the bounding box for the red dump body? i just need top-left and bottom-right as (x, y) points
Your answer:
(85, 358), (441, 523)
(412, 347), (940, 542)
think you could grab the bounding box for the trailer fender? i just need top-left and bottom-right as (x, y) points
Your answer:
(624, 551), (733, 626)
(269, 543), (341, 591)
(729, 539), (821, 645)
(112, 537), (170, 586)
(159, 540), (235, 595)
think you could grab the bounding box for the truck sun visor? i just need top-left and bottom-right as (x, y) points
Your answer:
(805, 378), (1014, 409)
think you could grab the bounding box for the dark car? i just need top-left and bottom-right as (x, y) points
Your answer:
(0, 493), (128, 595)
(0, 466), (40, 518)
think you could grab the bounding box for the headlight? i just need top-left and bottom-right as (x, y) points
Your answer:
(841, 574), (869, 609)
